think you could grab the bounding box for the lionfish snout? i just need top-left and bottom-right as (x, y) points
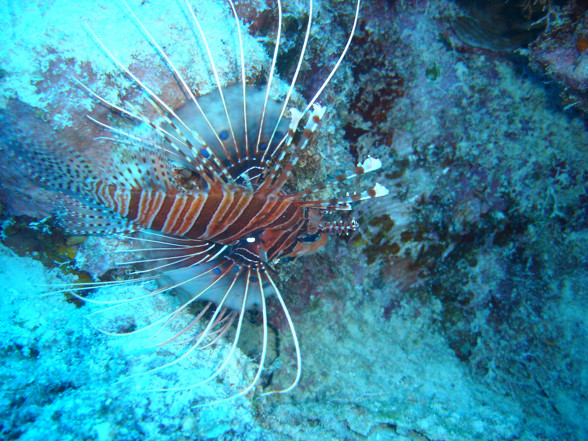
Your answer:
(23, 0), (390, 403)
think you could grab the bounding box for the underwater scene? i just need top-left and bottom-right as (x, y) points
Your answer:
(0, 0), (586, 440)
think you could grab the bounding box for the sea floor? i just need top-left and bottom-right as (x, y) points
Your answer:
(1, 0), (587, 440)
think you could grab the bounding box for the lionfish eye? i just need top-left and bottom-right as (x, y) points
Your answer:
(246, 237), (256, 243)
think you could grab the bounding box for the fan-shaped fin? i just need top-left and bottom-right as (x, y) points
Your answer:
(164, 85), (291, 186)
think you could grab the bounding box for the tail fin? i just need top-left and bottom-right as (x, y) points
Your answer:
(7, 134), (136, 235)
(16, 141), (101, 201)
(0, 112), (98, 199)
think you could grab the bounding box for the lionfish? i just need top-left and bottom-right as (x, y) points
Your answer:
(19, 0), (387, 401)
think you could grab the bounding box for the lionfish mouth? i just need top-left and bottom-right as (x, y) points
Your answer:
(24, 0), (388, 403)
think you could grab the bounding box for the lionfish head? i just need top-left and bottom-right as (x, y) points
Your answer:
(231, 207), (328, 264)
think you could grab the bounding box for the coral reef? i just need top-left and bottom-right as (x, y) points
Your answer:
(450, 0), (588, 114)
(281, 0), (588, 438)
(0, 245), (265, 441)
(0, 0), (587, 440)
(528, 6), (588, 113)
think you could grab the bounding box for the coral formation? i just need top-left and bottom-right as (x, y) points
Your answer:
(528, 6), (588, 113)
(0, 0), (587, 440)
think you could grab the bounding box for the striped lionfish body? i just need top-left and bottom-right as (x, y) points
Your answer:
(19, 0), (388, 400)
